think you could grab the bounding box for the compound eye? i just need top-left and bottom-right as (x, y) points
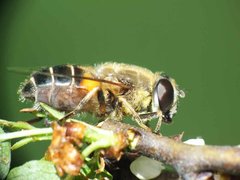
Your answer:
(155, 79), (174, 113)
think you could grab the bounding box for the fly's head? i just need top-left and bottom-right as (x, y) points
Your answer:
(152, 75), (185, 123)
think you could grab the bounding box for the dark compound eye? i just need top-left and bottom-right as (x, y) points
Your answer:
(155, 78), (174, 114)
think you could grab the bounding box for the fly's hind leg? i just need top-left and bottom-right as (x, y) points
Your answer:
(59, 87), (100, 123)
(118, 97), (151, 131)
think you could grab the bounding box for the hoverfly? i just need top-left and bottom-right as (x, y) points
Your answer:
(19, 63), (184, 132)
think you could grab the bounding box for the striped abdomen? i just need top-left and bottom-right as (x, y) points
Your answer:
(20, 65), (98, 111)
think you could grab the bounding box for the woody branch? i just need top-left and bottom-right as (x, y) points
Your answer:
(100, 120), (240, 179)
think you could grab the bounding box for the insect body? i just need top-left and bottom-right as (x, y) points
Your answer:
(19, 63), (184, 132)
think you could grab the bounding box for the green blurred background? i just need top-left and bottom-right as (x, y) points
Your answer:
(0, 1), (240, 167)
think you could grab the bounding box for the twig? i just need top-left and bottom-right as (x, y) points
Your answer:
(100, 120), (240, 179)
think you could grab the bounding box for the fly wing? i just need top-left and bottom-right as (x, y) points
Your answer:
(37, 65), (131, 89)
(19, 65), (131, 102)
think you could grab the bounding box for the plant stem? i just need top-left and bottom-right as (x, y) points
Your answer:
(82, 139), (113, 158)
(11, 135), (52, 150)
(0, 119), (36, 130)
(0, 128), (52, 142)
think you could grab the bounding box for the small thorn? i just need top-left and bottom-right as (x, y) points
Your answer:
(170, 131), (184, 142)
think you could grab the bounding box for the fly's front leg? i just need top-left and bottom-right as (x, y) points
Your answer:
(139, 111), (163, 133)
(139, 112), (158, 123)
(118, 97), (151, 131)
(154, 116), (163, 133)
(59, 87), (100, 122)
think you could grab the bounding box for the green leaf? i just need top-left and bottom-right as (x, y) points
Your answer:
(0, 128), (11, 179)
(79, 154), (112, 180)
(7, 160), (60, 180)
(39, 103), (65, 119)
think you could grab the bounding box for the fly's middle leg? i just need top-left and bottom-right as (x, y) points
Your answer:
(118, 97), (151, 131)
